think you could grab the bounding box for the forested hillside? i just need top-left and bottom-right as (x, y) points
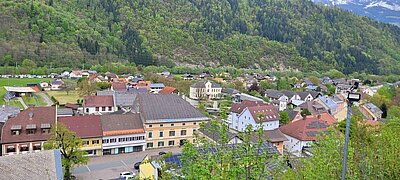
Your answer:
(1, 0), (400, 74)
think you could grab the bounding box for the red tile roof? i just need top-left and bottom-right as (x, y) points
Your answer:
(1, 107), (56, 144)
(31, 87), (41, 92)
(58, 115), (103, 138)
(159, 86), (177, 94)
(84, 95), (114, 107)
(112, 82), (127, 91)
(230, 100), (266, 113)
(65, 103), (79, 110)
(247, 104), (280, 123)
(279, 113), (335, 141)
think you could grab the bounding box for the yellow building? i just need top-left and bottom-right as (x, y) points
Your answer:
(134, 94), (209, 149)
(58, 115), (104, 156)
(139, 155), (161, 180)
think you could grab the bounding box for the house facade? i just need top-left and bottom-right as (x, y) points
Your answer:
(149, 83), (165, 93)
(83, 95), (116, 114)
(279, 113), (335, 157)
(50, 80), (64, 90)
(1, 107), (56, 156)
(189, 81), (222, 100)
(234, 105), (280, 132)
(360, 103), (383, 121)
(59, 115), (103, 156)
(134, 94), (209, 149)
(101, 114), (146, 155)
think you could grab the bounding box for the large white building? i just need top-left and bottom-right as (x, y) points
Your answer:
(189, 80), (222, 100)
(229, 100), (280, 132)
(83, 95), (116, 114)
(101, 114), (146, 155)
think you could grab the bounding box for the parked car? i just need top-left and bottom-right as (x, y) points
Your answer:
(134, 162), (141, 170)
(159, 151), (167, 156)
(120, 171), (135, 179)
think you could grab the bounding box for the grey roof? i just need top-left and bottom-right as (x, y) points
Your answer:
(136, 93), (208, 123)
(297, 92), (311, 100)
(127, 88), (148, 93)
(251, 129), (288, 143)
(198, 121), (238, 143)
(190, 81), (221, 88)
(281, 90), (298, 98)
(98, 90), (138, 107)
(221, 88), (240, 95)
(0, 105), (20, 123)
(57, 108), (73, 115)
(286, 110), (299, 121)
(100, 113), (144, 132)
(264, 89), (285, 99)
(0, 150), (63, 180)
(364, 103), (383, 117)
(149, 83), (165, 88)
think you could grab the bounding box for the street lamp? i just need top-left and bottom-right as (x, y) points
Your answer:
(341, 81), (361, 180)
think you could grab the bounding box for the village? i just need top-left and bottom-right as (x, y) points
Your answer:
(0, 69), (396, 179)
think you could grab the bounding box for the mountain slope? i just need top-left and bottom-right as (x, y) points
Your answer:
(1, 0), (400, 74)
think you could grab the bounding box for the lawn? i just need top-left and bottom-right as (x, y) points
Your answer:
(22, 95), (46, 107)
(8, 99), (24, 109)
(46, 91), (81, 105)
(0, 78), (52, 105)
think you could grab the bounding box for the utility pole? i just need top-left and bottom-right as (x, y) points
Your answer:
(341, 81), (361, 180)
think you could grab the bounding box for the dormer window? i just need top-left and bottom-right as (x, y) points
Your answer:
(11, 125), (22, 135)
(26, 124), (37, 134)
(41, 123), (51, 134)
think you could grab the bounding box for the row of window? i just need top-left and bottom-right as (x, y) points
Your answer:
(148, 122), (196, 128)
(146, 141), (175, 148)
(11, 129), (50, 136)
(102, 136), (145, 144)
(6, 145), (41, 153)
(148, 130), (192, 138)
(83, 140), (100, 145)
(95, 107), (113, 111)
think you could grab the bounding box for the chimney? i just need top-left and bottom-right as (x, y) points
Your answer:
(29, 112), (33, 120)
(317, 114), (321, 120)
(302, 114), (307, 120)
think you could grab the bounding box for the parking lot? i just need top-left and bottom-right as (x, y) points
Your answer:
(73, 147), (181, 180)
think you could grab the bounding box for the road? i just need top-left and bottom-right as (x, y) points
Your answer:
(73, 147), (181, 180)
(37, 92), (54, 106)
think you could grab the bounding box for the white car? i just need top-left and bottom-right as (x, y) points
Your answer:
(119, 171), (135, 179)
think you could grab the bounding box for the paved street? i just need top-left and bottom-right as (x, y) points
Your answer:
(73, 147), (181, 180)
(37, 92), (54, 106)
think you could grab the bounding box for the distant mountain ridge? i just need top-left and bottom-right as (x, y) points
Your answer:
(312, 0), (400, 26)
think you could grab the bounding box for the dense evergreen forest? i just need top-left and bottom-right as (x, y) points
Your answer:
(1, 0), (400, 74)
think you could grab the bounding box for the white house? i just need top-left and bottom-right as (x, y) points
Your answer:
(230, 102), (280, 132)
(83, 95), (116, 114)
(61, 71), (70, 78)
(362, 85), (383, 97)
(70, 70), (83, 79)
(40, 82), (50, 91)
(50, 80), (64, 90)
(189, 80), (222, 100)
(101, 114), (146, 155)
(279, 113), (335, 157)
(149, 83), (165, 93)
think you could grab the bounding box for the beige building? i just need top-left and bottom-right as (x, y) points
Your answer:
(189, 80), (222, 100)
(134, 93), (209, 149)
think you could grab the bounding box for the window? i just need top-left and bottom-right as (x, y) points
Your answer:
(96, 107), (99, 111)
(92, 140), (99, 144)
(148, 132), (153, 138)
(102, 139), (109, 144)
(110, 138), (117, 143)
(159, 131), (164, 137)
(168, 140), (175, 146)
(86, 108), (89, 113)
(169, 131), (175, 136)
(33, 145), (41, 151)
(119, 138), (125, 142)
(147, 142), (153, 148)
(158, 141), (164, 147)
(102, 107), (106, 111)
(11, 130), (20, 135)
(149, 125), (152, 128)
(108, 107), (112, 111)
(193, 122), (197, 125)
(83, 141), (89, 145)
(7, 147), (16, 153)
(42, 128), (50, 134)
(160, 124), (163, 127)
(182, 123), (185, 126)
(171, 123), (174, 127)
(27, 129), (36, 134)
(181, 130), (187, 136)
(20, 146), (29, 152)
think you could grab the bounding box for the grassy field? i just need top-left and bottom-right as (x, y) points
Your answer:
(46, 90), (80, 105)
(22, 95), (46, 107)
(0, 78), (52, 105)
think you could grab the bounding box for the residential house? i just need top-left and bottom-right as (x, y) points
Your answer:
(297, 92), (314, 102)
(235, 104), (280, 132)
(279, 113), (335, 157)
(111, 82), (127, 91)
(361, 85), (383, 97)
(134, 94), (209, 149)
(83, 95), (116, 114)
(335, 84), (352, 94)
(59, 115), (103, 156)
(286, 109), (302, 123)
(50, 80), (64, 90)
(264, 90), (288, 111)
(105, 72), (118, 81)
(88, 74), (107, 83)
(149, 83), (165, 93)
(39, 82), (50, 91)
(159, 86), (179, 94)
(298, 101), (328, 115)
(139, 155), (162, 180)
(360, 103), (383, 121)
(97, 91), (137, 111)
(56, 108), (74, 117)
(315, 95), (338, 115)
(228, 100), (266, 129)
(0, 150), (63, 180)
(233, 93), (264, 103)
(221, 88), (240, 98)
(183, 74), (194, 80)
(61, 71), (70, 78)
(281, 90), (301, 103)
(251, 129), (288, 155)
(189, 80), (222, 100)
(214, 77), (225, 83)
(1, 106), (56, 156)
(100, 113), (146, 155)
(70, 70), (83, 79)
(197, 121), (242, 145)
